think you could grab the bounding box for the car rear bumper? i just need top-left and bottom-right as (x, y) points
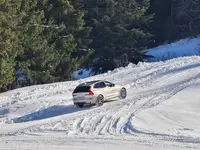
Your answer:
(73, 97), (96, 105)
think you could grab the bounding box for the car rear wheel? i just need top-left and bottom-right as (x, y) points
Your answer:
(96, 95), (104, 107)
(120, 88), (127, 99)
(75, 103), (84, 108)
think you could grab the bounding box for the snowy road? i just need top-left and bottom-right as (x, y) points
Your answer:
(1, 56), (200, 150)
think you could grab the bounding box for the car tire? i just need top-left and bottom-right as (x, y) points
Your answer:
(96, 95), (104, 107)
(75, 103), (84, 108)
(120, 88), (127, 99)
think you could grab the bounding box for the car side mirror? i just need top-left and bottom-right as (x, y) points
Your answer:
(112, 84), (115, 87)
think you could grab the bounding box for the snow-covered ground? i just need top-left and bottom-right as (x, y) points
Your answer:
(146, 37), (200, 61)
(1, 56), (200, 150)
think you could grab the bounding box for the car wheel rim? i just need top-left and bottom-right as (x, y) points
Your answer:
(121, 89), (126, 98)
(98, 96), (104, 105)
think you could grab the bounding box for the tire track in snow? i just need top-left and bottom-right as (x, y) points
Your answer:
(122, 75), (200, 135)
(100, 65), (200, 136)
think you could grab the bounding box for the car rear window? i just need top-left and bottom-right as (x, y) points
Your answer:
(73, 86), (90, 93)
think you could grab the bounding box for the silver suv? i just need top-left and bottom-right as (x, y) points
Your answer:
(72, 80), (127, 107)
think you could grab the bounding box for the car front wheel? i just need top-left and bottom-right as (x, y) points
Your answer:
(120, 88), (127, 99)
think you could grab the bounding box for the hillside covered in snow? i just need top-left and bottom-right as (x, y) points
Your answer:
(146, 37), (200, 62)
(1, 55), (200, 150)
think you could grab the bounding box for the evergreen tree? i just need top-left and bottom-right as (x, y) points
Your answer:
(17, 0), (91, 83)
(148, 0), (172, 47)
(16, 0), (59, 84)
(171, 0), (200, 39)
(84, 0), (153, 73)
(148, 0), (200, 45)
(44, 0), (92, 80)
(0, 0), (22, 90)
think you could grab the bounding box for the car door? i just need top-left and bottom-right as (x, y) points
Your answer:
(93, 82), (107, 98)
(104, 81), (117, 100)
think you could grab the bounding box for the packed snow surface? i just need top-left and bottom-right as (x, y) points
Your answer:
(1, 56), (200, 150)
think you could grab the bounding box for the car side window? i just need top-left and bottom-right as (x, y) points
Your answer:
(94, 82), (106, 88)
(94, 83), (100, 88)
(104, 81), (113, 87)
(99, 82), (106, 88)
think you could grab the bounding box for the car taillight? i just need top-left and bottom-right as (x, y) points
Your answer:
(72, 92), (76, 96)
(87, 88), (94, 95)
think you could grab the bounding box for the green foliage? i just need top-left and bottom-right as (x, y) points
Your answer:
(84, 0), (153, 73)
(16, 0), (58, 84)
(16, 0), (92, 83)
(0, 0), (22, 90)
(42, 0), (92, 81)
(0, 0), (91, 91)
(148, 0), (172, 46)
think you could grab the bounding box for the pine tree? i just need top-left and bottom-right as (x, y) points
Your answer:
(42, 0), (92, 81)
(0, 0), (22, 90)
(148, 0), (172, 46)
(84, 0), (153, 73)
(171, 0), (200, 39)
(16, 0), (59, 84)
(16, 0), (91, 83)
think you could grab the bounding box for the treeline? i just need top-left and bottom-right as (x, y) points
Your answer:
(1, 0), (91, 91)
(1, 0), (200, 91)
(149, 0), (200, 46)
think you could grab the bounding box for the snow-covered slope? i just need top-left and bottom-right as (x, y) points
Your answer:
(146, 37), (200, 62)
(1, 56), (200, 150)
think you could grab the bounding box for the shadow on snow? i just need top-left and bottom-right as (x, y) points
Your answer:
(0, 108), (9, 117)
(13, 105), (86, 123)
